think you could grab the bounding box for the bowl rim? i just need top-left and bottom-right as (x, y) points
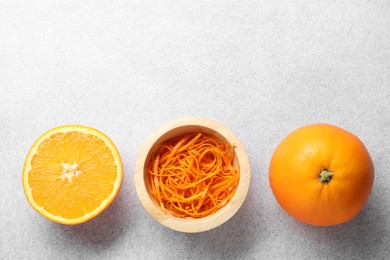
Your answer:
(134, 117), (251, 233)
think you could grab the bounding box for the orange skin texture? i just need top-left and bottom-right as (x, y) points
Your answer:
(269, 124), (374, 226)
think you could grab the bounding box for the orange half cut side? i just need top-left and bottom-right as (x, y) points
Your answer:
(22, 125), (123, 225)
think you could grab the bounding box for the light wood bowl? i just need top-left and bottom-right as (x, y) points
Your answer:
(134, 118), (251, 233)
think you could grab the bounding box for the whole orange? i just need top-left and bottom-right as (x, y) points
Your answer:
(269, 123), (374, 226)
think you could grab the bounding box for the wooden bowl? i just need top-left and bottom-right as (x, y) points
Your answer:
(134, 118), (251, 233)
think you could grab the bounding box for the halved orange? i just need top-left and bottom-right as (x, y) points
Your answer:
(22, 125), (123, 225)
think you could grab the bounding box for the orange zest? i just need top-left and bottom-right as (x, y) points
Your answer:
(148, 133), (240, 218)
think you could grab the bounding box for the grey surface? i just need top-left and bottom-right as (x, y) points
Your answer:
(1, 0), (390, 259)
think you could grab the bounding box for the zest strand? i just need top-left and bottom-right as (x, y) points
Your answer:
(148, 133), (240, 218)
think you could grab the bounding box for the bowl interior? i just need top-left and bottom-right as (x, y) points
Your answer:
(142, 125), (240, 213)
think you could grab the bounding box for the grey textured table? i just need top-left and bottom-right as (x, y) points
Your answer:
(1, 1), (390, 259)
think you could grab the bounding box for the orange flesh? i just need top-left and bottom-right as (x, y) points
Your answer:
(148, 133), (240, 218)
(25, 130), (120, 221)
